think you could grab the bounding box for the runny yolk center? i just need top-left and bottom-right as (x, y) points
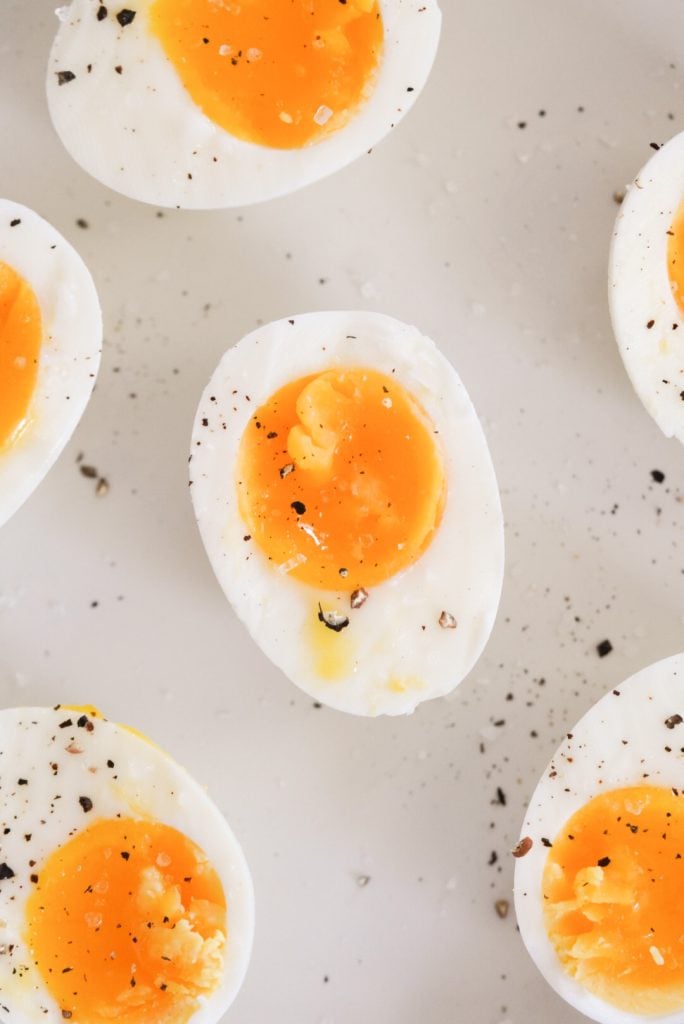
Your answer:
(543, 785), (684, 1016)
(0, 260), (41, 451)
(148, 0), (384, 149)
(668, 199), (684, 317)
(25, 819), (226, 1024)
(237, 367), (446, 591)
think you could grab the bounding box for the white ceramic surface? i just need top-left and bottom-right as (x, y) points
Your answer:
(0, 2), (683, 1022)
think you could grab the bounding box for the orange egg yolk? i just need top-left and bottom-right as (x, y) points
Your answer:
(148, 0), (384, 149)
(543, 785), (684, 1015)
(668, 200), (684, 317)
(26, 819), (227, 1024)
(237, 367), (445, 591)
(0, 260), (41, 451)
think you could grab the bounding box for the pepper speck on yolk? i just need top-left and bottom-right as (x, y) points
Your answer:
(237, 367), (446, 591)
(543, 786), (684, 1016)
(0, 261), (41, 451)
(668, 199), (684, 317)
(148, 0), (384, 150)
(26, 819), (226, 1024)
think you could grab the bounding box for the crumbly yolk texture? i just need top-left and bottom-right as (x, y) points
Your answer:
(148, 0), (384, 149)
(237, 368), (445, 591)
(0, 260), (41, 451)
(543, 785), (684, 1016)
(668, 200), (684, 317)
(26, 819), (226, 1024)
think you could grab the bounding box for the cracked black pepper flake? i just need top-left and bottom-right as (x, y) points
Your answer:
(541, 837), (552, 848)
(79, 796), (93, 813)
(597, 639), (613, 658)
(495, 787), (506, 806)
(107, 759), (115, 768)
(279, 462), (295, 479)
(56, 70), (76, 85)
(116, 8), (136, 26)
(0, 864), (15, 881)
(30, 874), (38, 884)
(97, 4), (107, 18)
(17, 779), (27, 786)
(290, 500), (306, 515)
(121, 851), (130, 860)
(62, 1012), (72, 1020)
(9, 219), (20, 227)
(350, 588), (368, 609)
(318, 605), (349, 632)
(665, 714), (683, 730)
(59, 718), (73, 728)
(651, 469), (665, 483)
(80, 465), (97, 479)
(597, 856), (611, 867)
(512, 837), (533, 858)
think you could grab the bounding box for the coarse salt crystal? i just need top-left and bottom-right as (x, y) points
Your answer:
(314, 105), (334, 127)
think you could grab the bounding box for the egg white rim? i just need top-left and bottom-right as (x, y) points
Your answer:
(189, 310), (504, 717)
(514, 652), (684, 1024)
(0, 199), (102, 530)
(47, 0), (442, 208)
(609, 131), (684, 444)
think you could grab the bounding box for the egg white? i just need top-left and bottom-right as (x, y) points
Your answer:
(515, 653), (684, 1024)
(46, 0), (442, 209)
(0, 706), (254, 1024)
(609, 131), (684, 443)
(0, 199), (102, 529)
(190, 310), (504, 717)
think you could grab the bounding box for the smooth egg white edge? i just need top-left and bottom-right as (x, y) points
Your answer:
(46, 0), (442, 209)
(514, 652), (684, 1024)
(0, 200), (102, 529)
(0, 706), (254, 1024)
(190, 310), (504, 717)
(609, 131), (684, 444)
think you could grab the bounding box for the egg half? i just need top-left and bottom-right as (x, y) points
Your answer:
(190, 310), (504, 717)
(0, 705), (253, 1024)
(0, 199), (102, 529)
(609, 131), (684, 443)
(515, 653), (684, 1023)
(47, 0), (441, 208)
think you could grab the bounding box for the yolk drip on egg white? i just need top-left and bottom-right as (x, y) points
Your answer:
(668, 200), (684, 317)
(237, 367), (446, 591)
(543, 785), (684, 1016)
(0, 260), (41, 452)
(25, 819), (227, 1024)
(148, 0), (384, 149)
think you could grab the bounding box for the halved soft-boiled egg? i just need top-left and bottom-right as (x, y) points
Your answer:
(515, 653), (684, 1023)
(190, 311), (504, 716)
(609, 131), (684, 443)
(0, 199), (102, 528)
(47, 0), (441, 208)
(0, 705), (254, 1024)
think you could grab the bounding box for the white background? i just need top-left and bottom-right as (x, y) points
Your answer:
(1, 2), (683, 1022)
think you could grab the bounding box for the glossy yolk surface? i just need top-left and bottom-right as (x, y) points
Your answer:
(668, 200), (684, 317)
(26, 819), (226, 1024)
(148, 0), (384, 149)
(237, 367), (445, 591)
(0, 260), (41, 451)
(543, 785), (684, 1015)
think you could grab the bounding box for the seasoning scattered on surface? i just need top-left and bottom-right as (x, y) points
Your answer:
(439, 610), (457, 629)
(596, 639), (613, 658)
(495, 899), (509, 918)
(350, 588), (368, 609)
(512, 836), (533, 858)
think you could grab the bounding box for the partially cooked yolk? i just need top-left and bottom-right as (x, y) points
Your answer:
(148, 0), (384, 149)
(0, 260), (41, 451)
(668, 200), (684, 317)
(543, 785), (684, 1015)
(237, 367), (445, 591)
(26, 819), (226, 1024)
